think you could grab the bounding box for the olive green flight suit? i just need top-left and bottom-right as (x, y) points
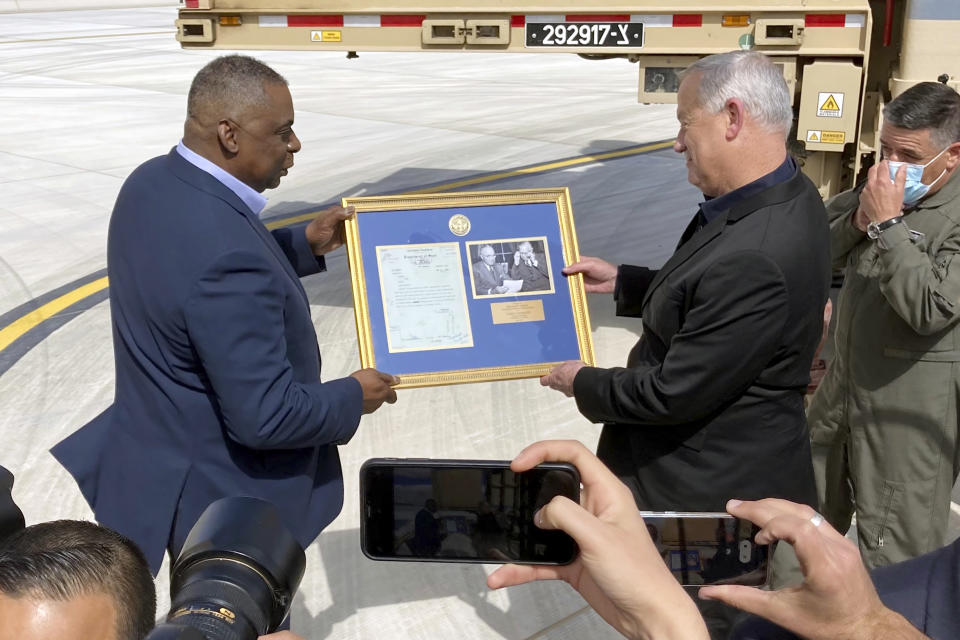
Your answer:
(808, 170), (960, 569)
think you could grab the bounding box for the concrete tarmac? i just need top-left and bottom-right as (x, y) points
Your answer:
(0, 7), (956, 640)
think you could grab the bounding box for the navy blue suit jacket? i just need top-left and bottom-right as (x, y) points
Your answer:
(52, 149), (363, 574)
(731, 539), (960, 639)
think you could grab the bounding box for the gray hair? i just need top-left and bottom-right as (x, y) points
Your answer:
(187, 55), (287, 121)
(681, 51), (792, 138)
(884, 81), (960, 149)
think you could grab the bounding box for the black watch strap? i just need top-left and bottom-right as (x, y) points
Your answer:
(867, 216), (904, 240)
(876, 216), (903, 232)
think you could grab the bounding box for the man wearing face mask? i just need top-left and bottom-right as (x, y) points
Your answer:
(808, 81), (960, 570)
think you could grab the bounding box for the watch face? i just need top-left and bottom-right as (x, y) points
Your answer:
(867, 222), (880, 240)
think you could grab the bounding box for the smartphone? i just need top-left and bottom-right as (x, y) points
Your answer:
(360, 458), (580, 565)
(640, 512), (771, 587)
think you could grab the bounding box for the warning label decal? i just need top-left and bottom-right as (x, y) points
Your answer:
(820, 131), (845, 144)
(817, 93), (843, 118)
(311, 30), (342, 41)
(806, 130), (845, 145)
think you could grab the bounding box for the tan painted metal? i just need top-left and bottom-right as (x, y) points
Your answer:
(892, 17), (960, 97)
(797, 61), (863, 154)
(176, 0), (960, 196)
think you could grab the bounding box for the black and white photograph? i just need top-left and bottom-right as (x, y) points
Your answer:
(466, 237), (554, 299)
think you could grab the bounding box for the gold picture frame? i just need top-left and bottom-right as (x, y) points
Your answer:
(343, 188), (594, 388)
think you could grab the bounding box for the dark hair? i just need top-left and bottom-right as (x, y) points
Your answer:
(0, 520), (156, 640)
(884, 82), (960, 148)
(187, 54), (287, 121)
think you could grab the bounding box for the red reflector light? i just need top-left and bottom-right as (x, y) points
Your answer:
(566, 14), (629, 22)
(673, 14), (702, 27)
(288, 15), (343, 27)
(511, 15), (525, 27)
(381, 15), (425, 27)
(805, 14), (846, 27)
(185, 0), (198, 7)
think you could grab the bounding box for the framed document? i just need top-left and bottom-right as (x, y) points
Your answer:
(343, 188), (595, 388)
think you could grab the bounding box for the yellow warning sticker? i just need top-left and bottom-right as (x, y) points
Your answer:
(311, 30), (342, 42)
(817, 92), (843, 118)
(820, 130), (845, 144)
(806, 130), (845, 145)
(820, 95), (840, 111)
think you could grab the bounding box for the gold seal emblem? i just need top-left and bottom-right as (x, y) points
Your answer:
(448, 214), (470, 236)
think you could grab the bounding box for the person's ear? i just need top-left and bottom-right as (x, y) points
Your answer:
(943, 141), (960, 172)
(723, 98), (745, 141)
(217, 119), (240, 154)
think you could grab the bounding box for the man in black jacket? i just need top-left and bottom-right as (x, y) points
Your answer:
(543, 49), (829, 514)
(541, 52), (830, 636)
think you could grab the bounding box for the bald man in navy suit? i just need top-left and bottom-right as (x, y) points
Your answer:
(52, 55), (398, 575)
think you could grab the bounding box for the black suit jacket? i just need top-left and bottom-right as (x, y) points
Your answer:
(573, 166), (830, 510)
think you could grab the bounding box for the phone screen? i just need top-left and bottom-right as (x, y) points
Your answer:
(640, 513), (770, 587)
(361, 459), (579, 565)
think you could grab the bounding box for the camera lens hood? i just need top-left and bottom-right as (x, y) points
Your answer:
(172, 497), (306, 617)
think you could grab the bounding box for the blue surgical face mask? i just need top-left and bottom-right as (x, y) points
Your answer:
(888, 146), (949, 206)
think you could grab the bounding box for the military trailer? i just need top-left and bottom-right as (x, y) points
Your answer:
(176, 0), (960, 197)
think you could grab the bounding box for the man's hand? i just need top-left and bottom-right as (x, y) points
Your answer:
(540, 361), (586, 397)
(562, 257), (617, 293)
(493, 285), (508, 294)
(305, 205), (356, 256)
(258, 633), (305, 640)
(514, 250), (522, 266)
(350, 368), (399, 414)
(852, 206), (870, 232)
(860, 161), (906, 224)
(487, 440), (709, 640)
(699, 499), (927, 640)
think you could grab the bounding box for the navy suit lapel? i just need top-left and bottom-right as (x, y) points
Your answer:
(641, 209), (726, 310)
(166, 150), (311, 309)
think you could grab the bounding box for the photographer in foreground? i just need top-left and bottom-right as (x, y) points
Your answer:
(487, 441), (947, 640)
(0, 465), (306, 640)
(0, 518), (306, 640)
(0, 519), (156, 640)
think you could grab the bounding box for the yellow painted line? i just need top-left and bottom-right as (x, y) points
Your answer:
(265, 139), (675, 229)
(0, 277), (109, 353)
(413, 140), (675, 194)
(2, 141), (673, 355)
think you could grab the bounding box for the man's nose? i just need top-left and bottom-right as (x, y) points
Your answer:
(674, 132), (685, 153)
(288, 131), (302, 153)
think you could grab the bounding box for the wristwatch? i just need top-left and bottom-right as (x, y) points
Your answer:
(866, 216), (904, 250)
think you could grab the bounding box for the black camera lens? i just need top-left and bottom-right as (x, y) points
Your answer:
(152, 497), (305, 640)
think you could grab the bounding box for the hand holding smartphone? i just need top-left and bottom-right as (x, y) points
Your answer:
(640, 512), (770, 587)
(359, 457), (769, 586)
(360, 458), (580, 565)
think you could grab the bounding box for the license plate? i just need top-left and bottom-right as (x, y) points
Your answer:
(525, 22), (643, 47)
